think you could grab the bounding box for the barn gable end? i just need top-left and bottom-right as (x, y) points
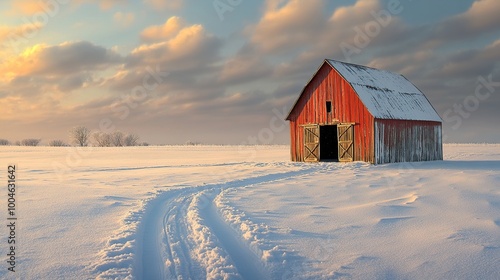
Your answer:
(286, 59), (443, 164)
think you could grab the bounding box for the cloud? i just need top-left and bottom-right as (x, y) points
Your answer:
(0, 40), (124, 133)
(249, 0), (325, 53)
(433, 40), (500, 81)
(365, 0), (500, 59)
(140, 16), (185, 43)
(368, 50), (434, 77)
(4, 0), (499, 144)
(330, 0), (380, 24)
(364, 11), (500, 82)
(218, 44), (273, 85)
(1, 41), (122, 79)
(74, 0), (128, 10)
(248, 0), (498, 80)
(114, 12), (135, 27)
(429, 0), (500, 45)
(10, 0), (47, 14)
(0, 22), (44, 47)
(0, 93), (61, 122)
(9, 0), (126, 14)
(144, 0), (183, 10)
(253, 0), (394, 78)
(242, 0), (500, 144)
(57, 73), (95, 92)
(0, 41), (122, 98)
(362, 38), (500, 143)
(104, 18), (224, 125)
(96, 16), (293, 144)
(127, 23), (221, 72)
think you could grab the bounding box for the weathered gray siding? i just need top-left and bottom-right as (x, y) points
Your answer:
(374, 119), (443, 164)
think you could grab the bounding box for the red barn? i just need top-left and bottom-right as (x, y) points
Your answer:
(286, 59), (443, 164)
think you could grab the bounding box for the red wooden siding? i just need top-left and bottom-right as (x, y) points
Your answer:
(287, 60), (443, 164)
(374, 120), (443, 164)
(288, 63), (375, 163)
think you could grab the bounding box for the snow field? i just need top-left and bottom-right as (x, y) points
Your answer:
(217, 147), (500, 279)
(0, 144), (498, 279)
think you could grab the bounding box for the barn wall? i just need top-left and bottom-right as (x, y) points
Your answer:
(374, 119), (443, 164)
(288, 63), (375, 162)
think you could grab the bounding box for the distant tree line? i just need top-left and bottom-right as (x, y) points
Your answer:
(0, 126), (148, 147)
(0, 139), (42, 146)
(185, 140), (202, 146)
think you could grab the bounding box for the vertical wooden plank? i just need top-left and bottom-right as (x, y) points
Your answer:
(374, 119), (443, 164)
(287, 61), (377, 163)
(338, 124), (354, 162)
(304, 125), (320, 162)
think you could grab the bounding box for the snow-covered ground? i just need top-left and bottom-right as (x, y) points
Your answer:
(0, 144), (499, 279)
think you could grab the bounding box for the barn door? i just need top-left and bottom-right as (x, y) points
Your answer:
(304, 125), (320, 162)
(338, 124), (354, 162)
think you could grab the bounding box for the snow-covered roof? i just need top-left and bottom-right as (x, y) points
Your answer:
(326, 59), (442, 122)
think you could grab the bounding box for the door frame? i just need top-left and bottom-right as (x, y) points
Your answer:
(302, 123), (355, 162)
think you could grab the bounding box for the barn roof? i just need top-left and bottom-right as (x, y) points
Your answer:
(286, 59), (442, 122)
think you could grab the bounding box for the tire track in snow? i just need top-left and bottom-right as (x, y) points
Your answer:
(134, 167), (318, 279)
(203, 194), (270, 279)
(162, 194), (198, 279)
(135, 189), (199, 280)
(138, 193), (168, 279)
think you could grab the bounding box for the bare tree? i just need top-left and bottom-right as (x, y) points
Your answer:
(21, 139), (41, 146)
(48, 140), (67, 147)
(124, 134), (140, 146)
(70, 126), (91, 147)
(185, 140), (201, 146)
(111, 131), (124, 147)
(92, 131), (142, 147)
(0, 139), (9, 145)
(92, 132), (112, 147)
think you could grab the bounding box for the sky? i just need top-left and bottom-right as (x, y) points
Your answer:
(0, 0), (499, 145)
